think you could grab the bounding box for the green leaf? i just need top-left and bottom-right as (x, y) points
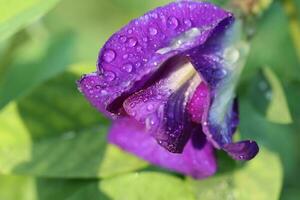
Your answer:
(263, 67), (292, 123)
(247, 67), (292, 124)
(187, 148), (283, 200)
(0, 175), (37, 200)
(0, 172), (194, 200)
(0, 72), (147, 178)
(239, 99), (296, 180)
(0, 0), (61, 42)
(96, 172), (195, 200)
(0, 175), (107, 200)
(284, 81), (300, 129)
(0, 32), (75, 110)
(244, 2), (300, 82)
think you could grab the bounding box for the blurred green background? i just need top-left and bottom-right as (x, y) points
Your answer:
(0, 0), (299, 199)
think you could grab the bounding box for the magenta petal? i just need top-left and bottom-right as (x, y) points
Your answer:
(187, 82), (210, 123)
(108, 117), (217, 179)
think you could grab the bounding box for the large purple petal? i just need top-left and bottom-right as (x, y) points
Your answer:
(108, 117), (217, 179)
(78, 1), (233, 117)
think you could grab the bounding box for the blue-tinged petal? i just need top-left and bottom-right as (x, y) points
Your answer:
(223, 141), (259, 160)
(188, 21), (258, 160)
(108, 117), (216, 179)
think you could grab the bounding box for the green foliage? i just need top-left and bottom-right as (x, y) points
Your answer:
(0, 32), (76, 109)
(0, 72), (147, 178)
(0, 0), (61, 42)
(188, 148), (282, 200)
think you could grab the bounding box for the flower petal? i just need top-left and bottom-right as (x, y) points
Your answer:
(223, 140), (259, 160)
(108, 117), (217, 179)
(78, 1), (233, 117)
(187, 82), (210, 123)
(123, 58), (200, 153)
(187, 21), (258, 160)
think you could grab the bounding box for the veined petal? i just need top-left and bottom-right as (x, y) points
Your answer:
(77, 1), (233, 117)
(108, 117), (216, 179)
(187, 82), (210, 123)
(123, 58), (200, 153)
(188, 21), (258, 160)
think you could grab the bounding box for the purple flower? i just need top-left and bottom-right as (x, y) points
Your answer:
(78, 1), (259, 179)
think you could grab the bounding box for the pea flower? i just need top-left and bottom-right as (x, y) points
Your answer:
(78, 1), (259, 179)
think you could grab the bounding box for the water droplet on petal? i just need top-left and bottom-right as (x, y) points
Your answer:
(214, 68), (227, 79)
(128, 38), (137, 47)
(123, 54), (129, 59)
(135, 62), (141, 68)
(151, 13), (158, 19)
(143, 37), (148, 42)
(145, 116), (156, 129)
(122, 64), (133, 73)
(149, 27), (158, 36)
(147, 104), (154, 111)
(119, 36), (127, 43)
(95, 85), (102, 90)
(167, 16), (179, 29)
(184, 19), (192, 27)
(103, 49), (116, 63)
(224, 47), (240, 64)
(100, 90), (108, 96)
(199, 92), (206, 97)
(104, 71), (116, 81)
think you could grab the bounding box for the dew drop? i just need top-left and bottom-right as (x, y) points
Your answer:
(149, 27), (158, 36)
(104, 71), (116, 81)
(167, 16), (179, 29)
(146, 116), (156, 129)
(199, 92), (206, 97)
(103, 49), (116, 63)
(123, 54), (129, 59)
(143, 37), (148, 42)
(147, 104), (154, 111)
(224, 47), (240, 64)
(119, 36), (127, 43)
(214, 68), (227, 79)
(100, 90), (108, 96)
(135, 62), (141, 68)
(184, 19), (192, 27)
(122, 63), (133, 73)
(128, 38), (137, 47)
(95, 85), (102, 90)
(151, 13), (158, 19)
